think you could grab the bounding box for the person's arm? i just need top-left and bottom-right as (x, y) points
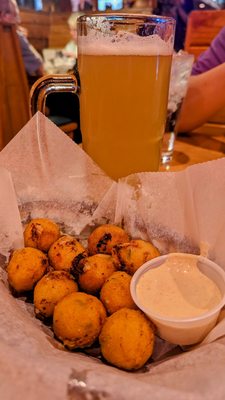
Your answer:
(176, 62), (225, 132)
(17, 29), (44, 76)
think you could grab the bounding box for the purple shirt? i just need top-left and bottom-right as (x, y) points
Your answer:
(17, 30), (43, 75)
(192, 26), (225, 75)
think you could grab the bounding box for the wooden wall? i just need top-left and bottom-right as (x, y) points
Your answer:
(20, 10), (50, 53)
(49, 12), (71, 48)
(185, 10), (225, 60)
(19, 10), (71, 53)
(0, 24), (30, 149)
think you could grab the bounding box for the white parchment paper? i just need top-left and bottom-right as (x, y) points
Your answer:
(1, 113), (225, 399)
(0, 112), (113, 235)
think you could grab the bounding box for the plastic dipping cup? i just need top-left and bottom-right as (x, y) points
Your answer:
(130, 253), (225, 345)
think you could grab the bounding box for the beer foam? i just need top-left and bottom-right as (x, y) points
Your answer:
(78, 30), (173, 56)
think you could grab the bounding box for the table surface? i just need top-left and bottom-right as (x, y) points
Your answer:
(159, 132), (225, 172)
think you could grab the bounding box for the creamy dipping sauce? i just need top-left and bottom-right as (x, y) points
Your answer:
(136, 254), (222, 319)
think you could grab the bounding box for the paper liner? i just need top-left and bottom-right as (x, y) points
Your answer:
(0, 167), (24, 258)
(0, 112), (113, 235)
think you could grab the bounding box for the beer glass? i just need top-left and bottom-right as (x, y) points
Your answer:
(30, 14), (175, 180)
(161, 51), (194, 164)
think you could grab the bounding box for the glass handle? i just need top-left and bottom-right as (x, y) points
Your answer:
(29, 73), (78, 116)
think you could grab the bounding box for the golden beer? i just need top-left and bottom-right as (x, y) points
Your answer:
(29, 15), (175, 180)
(78, 53), (172, 180)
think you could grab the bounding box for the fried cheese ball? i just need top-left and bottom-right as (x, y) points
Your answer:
(7, 247), (48, 293)
(100, 271), (137, 314)
(88, 224), (129, 255)
(48, 235), (87, 273)
(78, 254), (119, 294)
(24, 218), (61, 252)
(34, 270), (78, 318)
(113, 239), (160, 275)
(53, 292), (106, 349)
(99, 308), (155, 370)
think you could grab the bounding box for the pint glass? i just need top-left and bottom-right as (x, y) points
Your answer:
(31, 14), (175, 180)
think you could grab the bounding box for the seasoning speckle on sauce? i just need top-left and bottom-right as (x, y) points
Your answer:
(136, 254), (222, 319)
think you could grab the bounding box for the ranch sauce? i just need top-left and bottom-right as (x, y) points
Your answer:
(136, 254), (222, 319)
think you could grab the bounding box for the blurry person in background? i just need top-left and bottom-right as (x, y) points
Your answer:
(0, 0), (20, 24)
(153, 0), (194, 51)
(0, 0), (44, 87)
(70, 0), (93, 11)
(153, 0), (176, 18)
(59, 0), (72, 11)
(174, 0), (194, 51)
(177, 27), (225, 132)
(78, 0), (93, 10)
(63, 12), (83, 59)
(70, 0), (79, 11)
(17, 25), (44, 86)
